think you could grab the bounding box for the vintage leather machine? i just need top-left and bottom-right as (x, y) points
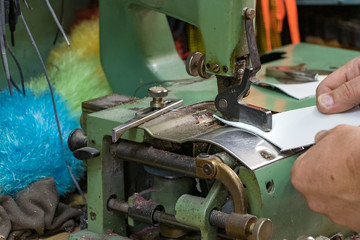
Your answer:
(68, 0), (356, 239)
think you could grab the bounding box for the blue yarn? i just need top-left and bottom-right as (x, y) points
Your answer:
(0, 88), (84, 196)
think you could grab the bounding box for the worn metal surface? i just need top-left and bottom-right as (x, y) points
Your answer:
(110, 140), (197, 176)
(139, 101), (221, 143)
(193, 127), (300, 171)
(195, 155), (247, 215)
(82, 94), (139, 112)
(112, 99), (183, 142)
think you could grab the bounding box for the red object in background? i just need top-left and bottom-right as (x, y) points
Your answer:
(70, 4), (99, 29)
(174, 37), (189, 60)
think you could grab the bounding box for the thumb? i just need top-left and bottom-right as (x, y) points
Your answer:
(317, 78), (360, 113)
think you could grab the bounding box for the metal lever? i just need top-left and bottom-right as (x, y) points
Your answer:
(73, 147), (100, 161)
(214, 8), (272, 132)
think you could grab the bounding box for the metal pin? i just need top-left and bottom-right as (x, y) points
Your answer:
(22, 0), (32, 9)
(0, 0), (12, 95)
(20, 9), (86, 204)
(7, 45), (25, 95)
(45, 0), (70, 46)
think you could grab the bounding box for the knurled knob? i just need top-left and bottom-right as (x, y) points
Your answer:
(148, 86), (168, 98)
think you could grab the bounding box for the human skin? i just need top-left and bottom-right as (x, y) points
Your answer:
(291, 57), (360, 232)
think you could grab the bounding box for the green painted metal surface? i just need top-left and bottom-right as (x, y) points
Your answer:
(75, 43), (360, 239)
(150, 176), (193, 215)
(73, 43), (360, 239)
(239, 155), (353, 239)
(84, 108), (146, 235)
(175, 181), (228, 240)
(165, 43), (360, 113)
(99, 0), (254, 97)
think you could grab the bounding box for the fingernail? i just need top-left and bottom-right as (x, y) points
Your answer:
(318, 94), (334, 109)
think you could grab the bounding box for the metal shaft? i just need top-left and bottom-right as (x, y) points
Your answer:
(108, 199), (223, 232)
(108, 198), (197, 231)
(110, 141), (196, 177)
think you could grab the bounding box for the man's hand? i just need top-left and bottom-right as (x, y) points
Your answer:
(291, 125), (360, 232)
(317, 57), (360, 113)
(291, 57), (360, 231)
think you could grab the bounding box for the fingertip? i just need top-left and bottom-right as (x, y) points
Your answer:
(315, 130), (328, 143)
(318, 94), (334, 110)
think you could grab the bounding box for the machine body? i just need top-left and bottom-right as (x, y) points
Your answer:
(69, 0), (360, 239)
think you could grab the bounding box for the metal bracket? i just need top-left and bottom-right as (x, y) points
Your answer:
(215, 68), (272, 131)
(195, 154), (247, 215)
(214, 8), (272, 132)
(112, 99), (183, 142)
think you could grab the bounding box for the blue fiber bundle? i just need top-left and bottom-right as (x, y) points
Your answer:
(0, 88), (84, 196)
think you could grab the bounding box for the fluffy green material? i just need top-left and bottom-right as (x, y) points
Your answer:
(27, 17), (112, 117)
(28, 50), (112, 116)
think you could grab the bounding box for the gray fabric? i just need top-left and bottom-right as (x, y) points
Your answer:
(0, 177), (82, 239)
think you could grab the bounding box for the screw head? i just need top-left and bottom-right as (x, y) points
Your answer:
(213, 64), (220, 73)
(260, 149), (275, 160)
(203, 163), (214, 175)
(238, 69), (245, 75)
(199, 153), (210, 158)
(148, 86), (168, 98)
(219, 99), (228, 109)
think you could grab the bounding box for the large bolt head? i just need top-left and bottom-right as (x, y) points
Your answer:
(148, 86), (168, 98)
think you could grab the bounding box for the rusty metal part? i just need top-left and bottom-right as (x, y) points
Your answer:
(108, 198), (129, 213)
(210, 210), (272, 240)
(128, 197), (164, 224)
(244, 9), (261, 73)
(110, 140), (196, 177)
(109, 197), (272, 240)
(108, 198), (197, 232)
(139, 101), (221, 143)
(195, 154), (246, 214)
(112, 99), (183, 142)
(148, 86), (168, 108)
(225, 213), (257, 238)
(153, 211), (197, 231)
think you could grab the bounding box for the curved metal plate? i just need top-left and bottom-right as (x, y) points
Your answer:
(191, 127), (301, 170)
